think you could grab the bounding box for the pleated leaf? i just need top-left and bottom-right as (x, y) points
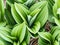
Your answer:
(0, 0), (4, 21)
(38, 32), (52, 45)
(27, 21), (40, 34)
(53, 17), (60, 26)
(35, 2), (48, 27)
(11, 22), (26, 43)
(30, 1), (48, 27)
(14, 3), (29, 23)
(11, 4), (23, 24)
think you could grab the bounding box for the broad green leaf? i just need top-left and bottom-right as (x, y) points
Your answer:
(11, 22), (26, 43)
(1, 29), (16, 40)
(29, 14), (38, 27)
(29, 9), (41, 26)
(0, 26), (11, 34)
(51, 26), (60, 41)
(53, 41), (59, 45)
(30, 1), (48, 27)
(57, 0), (60, 8)
(53, 17), (60, 26)
(30, 1), (47, 11)
(52, 29), (60, 40)
(11, 4), (23, 24)
(38, 32), (52, 44)
(0, 38), (12, 45)
(6, 0), (15, 6)
(50, 26), (60, 34)
(53, 0), (60, 18)
(16, 0), (27, 3)
(38, 37), (50, 45)
(0, 27), (16, 43)
(15, 0), (23, 3)
(56, 35), (60, 41)
(0, 0), (4, 21)
(0, 31), (13, 43)
(57, 8), (60, 14)
(53, 1), (57, 17)
(17, 41), (20, 45)
(30, 8), (41, 16)
(24, 30), (31, 44)
(0, 40), (4, 45)
(46, 0), (54, 23)
(35, 3), (48, 27)
(0, 22), (6, 27)
(5, 9), (16, 25)
(0, 11), (1, 22)
(27, 21), (40, 34)
(19, 23), (26, 43)
(24, 0), (35, 7)
(13, 42), (17, 45)
(13, 41), (20, 45)
(53, 0), (60, 25)
(27, 15), (32, 23)
(14, 3), (28, 22)
(21, 41), (26, 45)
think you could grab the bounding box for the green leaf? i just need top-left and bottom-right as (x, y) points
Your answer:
(36, 3), (48, 27)
(0, 40), (4, 45)
(0, 22), (6, 27)
(53, 17), (60, 26)
(24, 0), (35, 7)
(53, 41), (59, 45)
(24, 30), (31, 44)
(30, 8), (41, 16)
(0, 31), (13, 43)
(19, 23), (26, 43)
(11, 22), (26, 43)
(53, 0), (60, 18)
(0, 26), (11, 34)
(16, 0), (27, 3)
(50, 26), (60, 34)
(6, 0), (15, 6)
(17, 41), (20, 45)
(13, 42), (17, 45)
(11, 4), (23, 24)
(57, 8), (60, 14)
(21, 41), (26, 45)
(56, 0), (60, 8)
(0, 27), (16, 43)
(51, 26), (60, 41)
(0, 11), (1, 22)
(29, 9), (41, 26)
(14, 3), (29, 23)
(5, 9), (16, 25)
(38, 37), (50, 45)
(0, 0), (4, 21)
(30, 1), (48, 27)
(30, 1), (47, 11)
(38, 32), (52, 45)
(52, 29), (60, 40)
(27, 21), (40, 34)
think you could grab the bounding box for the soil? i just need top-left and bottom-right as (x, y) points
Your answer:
(29, 38), (38, 45)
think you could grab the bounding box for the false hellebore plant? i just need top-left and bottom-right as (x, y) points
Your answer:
(0, 0), (60, 45)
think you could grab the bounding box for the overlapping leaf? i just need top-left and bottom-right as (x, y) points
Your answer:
(27, 21), (40, 34)
(5, 9), (16, 25)
(30, 1), (48, 27)
(0, 27), (16, 43)
(14, 3), (29, 23)
(0, 0), (4, 22)
(11, 22), (26, 43)
(11, 4), (23, 24)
